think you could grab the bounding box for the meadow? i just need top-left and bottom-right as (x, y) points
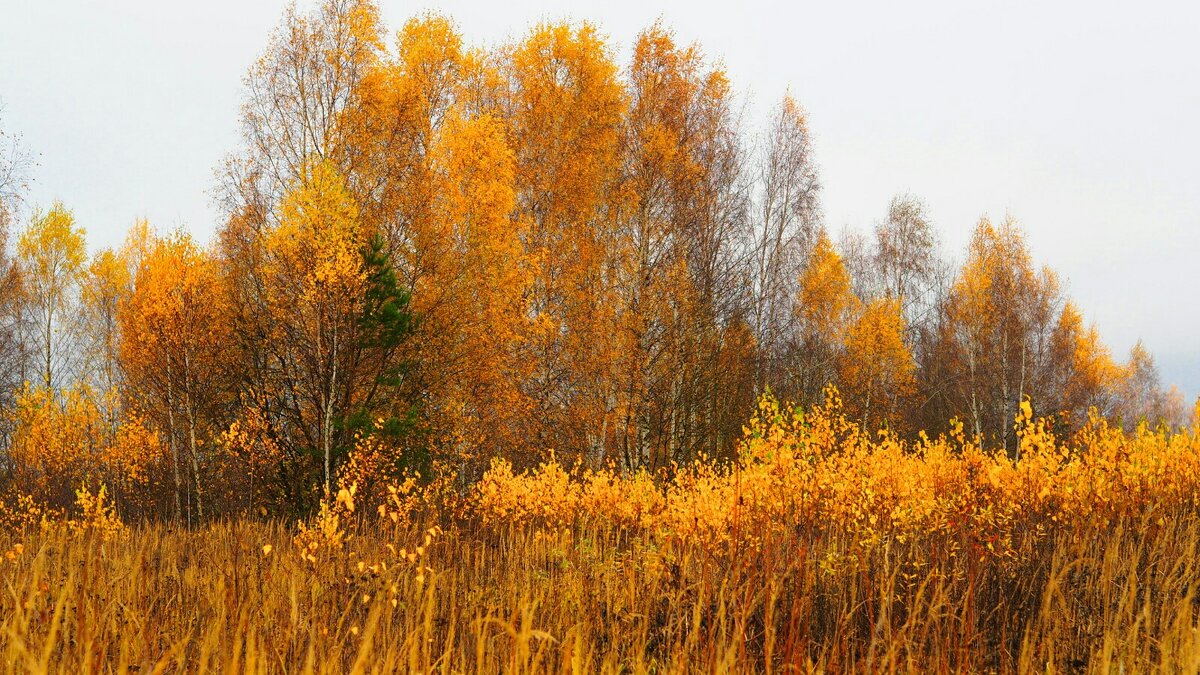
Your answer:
(1, 1), (1197, 673)
(2, 393), (1198, 673)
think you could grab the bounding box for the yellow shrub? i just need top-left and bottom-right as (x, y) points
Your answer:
(469, 389), (1200, 562)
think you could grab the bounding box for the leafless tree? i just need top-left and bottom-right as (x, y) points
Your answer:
(750, 95), (820, 396)
(875, 194), (938, 326)
(0, 104), (33, 439)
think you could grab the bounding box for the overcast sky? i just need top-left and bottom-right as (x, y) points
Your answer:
(1, 0), (1197, 400)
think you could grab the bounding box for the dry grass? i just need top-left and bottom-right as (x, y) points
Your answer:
(1, 512), (1198, 673)
(3, 395), (1198, 672)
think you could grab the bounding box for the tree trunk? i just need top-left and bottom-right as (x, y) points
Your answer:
(184, 352), (203, 522)
(43, 303), (52, 389)
(323, 328), (339, 495)
(166, 365), (182, 525)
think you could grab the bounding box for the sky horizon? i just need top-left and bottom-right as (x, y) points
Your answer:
(1, 0), (1197, 401)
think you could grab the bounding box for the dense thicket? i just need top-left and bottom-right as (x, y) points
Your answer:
(0, 0), (1188, 521)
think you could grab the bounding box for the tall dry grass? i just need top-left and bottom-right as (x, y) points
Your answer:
(3, 392), (1199, 672)
(1, 512), (1198, 673)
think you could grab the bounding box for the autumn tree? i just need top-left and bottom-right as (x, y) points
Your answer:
(414, 111), (529, 464)
(225, 0), (383, 212)
(503, 21), (627, 464)
(120, 231), (232, 523)
(340, 13), (464, 251)
(224, 155), (415, 508)
(81, 248), (132, 426)
(5, 381), (166, 517)
(939, 217), (1062, 452)
(617, 23), (748, 468)
(1046, 301), (1120, 425)
(790, 230), (858, 405)
(17, 202), (88, 391)
(223, 9), (516, 513)
(218, 2), (430, 510)
(1115, 341), (1184, 429)
(839, 296), (916, 430)
(322, 13), (524, 476)
(262, 160), (370, 494)
(217, 2), (386, 463)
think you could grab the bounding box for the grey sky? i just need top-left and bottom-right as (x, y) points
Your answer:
(1, 0), (1197, 400)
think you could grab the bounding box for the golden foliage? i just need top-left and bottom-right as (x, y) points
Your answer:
(0, 492), (56, 533)
(69, 484), (125, 541)
(796, 231), (858, 336)
(294, 484), (357, 566)
(103, 413), (166, 498)
(838, 295), (916, 429)
(1, 3), (1197, 670)
(6, 384), (104, 506)
(473, 388), (1200, 562)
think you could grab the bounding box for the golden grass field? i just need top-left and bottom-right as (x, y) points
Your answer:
(1, 515), (1198, 673)
(2, 394), (1199, 673)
